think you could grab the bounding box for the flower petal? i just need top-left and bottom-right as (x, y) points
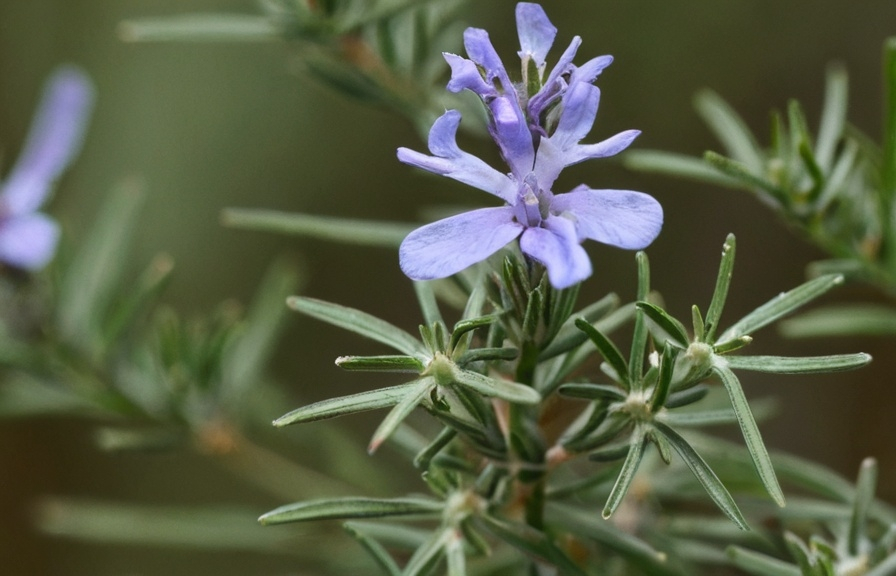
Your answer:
(462, 28), (513, 91)
(550, 83), (600, 151)
(519, 216), (591, 289)
(400, 207), (522, 280)
(0, 213), (60, 270)
(570, 55), (614, 85)
(1, 66), (95, 215)
(560, 129), (641, 166)
(397, 111), (515, 202)
(516, 3), (556, 68)
(527, 36), (581, 121)
(551, 188), (663, 249)
(444, 53), (496, 97)
(489, 95), (535, 177)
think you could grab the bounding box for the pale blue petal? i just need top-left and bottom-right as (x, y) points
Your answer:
(550, 83), (600, 151)
(397, 111), (515, 202)
(463, 28), (514, 91)
(551, 188), (663, 249)
(1, 66), (95, 215)
(519, 216), (591, 289)
(0, 212), (60, 270)
(489, 95), (535, 177)
(532, 136), (565, 192)
(444, 53), (496, 97)
(527, 36), (581, 121)
(516, 3), (556, 67)
(561, 129), (641, 166)
(570, 55), (614, 85)
(400, 207), (522, 280)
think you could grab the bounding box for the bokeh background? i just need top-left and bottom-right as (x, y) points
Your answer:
(1, 0), (895, 573)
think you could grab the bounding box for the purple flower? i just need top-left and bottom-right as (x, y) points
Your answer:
(0, 66), (95, 271)
(398, 3), (662, 289)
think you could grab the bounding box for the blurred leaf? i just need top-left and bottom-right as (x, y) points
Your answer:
(815, 65), (849, 171)
(119, 14), (281, 42)
(477, 515), (589, 576)
(57, 179), (145, 356)
(695, 89), (765, 172)
(0, 374), (102, 418)
(726, 545), (801, 576)
(724, 353), (871, 374)
(622, 149), (742, 187)
(402, 527), (453, 576)
(287, 296), (428, 358)
(779, 304), (896, 337)
(222, 208), (412, 248)
(274, 379), (432, 426)
(259, 497), (443, 525)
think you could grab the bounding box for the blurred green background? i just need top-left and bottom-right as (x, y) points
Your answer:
(2, 0), (895, 573)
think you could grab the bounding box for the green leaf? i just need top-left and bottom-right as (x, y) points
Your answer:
(548, 503), (681, 576)
(539, 293), (619, 361)
(705, 234), (736, 342)
(695, 89), (765, 171)
(259, 497), (443, 526)
(623, 149), (742, 188)
(287, 296), (428, 358)
(450, 314), (500, 352)
(336, 355), (425, 372)
(558, 383), (626, 402)
(403, 528), (453, 576)
(815, 65), (849, 171)
(118, 14), (280, 42)
(779, 304), (896, 337)
(451, 368), (541, 404)
(477, 515), (589, 576)
(653, 421), (750, 529)
(724, 353), (871, 374)
(222, 209), (412, 247)
(58, 180), (145, 354)
(274, 380), (432, 426)
(575, 318), (629, 389)
(650, 343), (680, 412)
(343, 523), (402, 576)
(630, 252), (651, 387)
(413, 281), (443, 327)
(636, 301), (689, 347)
(413, 427), (457, 470)
(659, 409), (740, 427)
(704, 151), (789, 204)
(455, 347), (518, 365)
(849, 457), (878, 556)
(368, 378), (433, 453)
(712, 360), (785, 507)
(602, 425), (647, 519)
(718, 274), (844, 343)
(726, 546), (801, 576)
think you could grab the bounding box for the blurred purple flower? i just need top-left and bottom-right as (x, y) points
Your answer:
(398, 3), (662, 289)
(0, 66), (95, 271)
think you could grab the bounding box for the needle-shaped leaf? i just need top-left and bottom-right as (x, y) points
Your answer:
(575, 318), (629, 389)
(450, 314), (500, 352)
(455, 347), (518, 365)
(704, 151), (789, 205)
(221, 209), (412, 247)
(287, 296), (428, 358)
(336, 355), (425, 372)
(413, 427), (457, 470)
(779, 304), (896, 337)
(724, 353), (871, 374)
(695, 89), (765, 172)
(342, 523), (402, 576)
(368, 379), (433, 453)
(718, 274), (844, 344)
(258, 497), (443, 526)
(477, 515), (589, 576)
(849, 458), (878, 556)
(705, 234), (736, 342)
(649, 343), (680, 412)
(726, 546), (801, 576)
(602, 424), (647, 520)
(815, 64), (848, 171)
(712, 360), (785, 507)
(274, 380), (432, 426)
(558, 383), (627, 402)
(630, 252), (651, 387)
(653, 421), (750, 530)
(413, 281), (443, 327)
(402, 527), (453, 576)
(636, 301), (689, 348)
(451, 368), (541, 404)
(539, 293), (619, 361)
(623, 149), (743, 188)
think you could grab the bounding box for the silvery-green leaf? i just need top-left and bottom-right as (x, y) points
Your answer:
(704, 234), (736, 342)
(336, 355), (425, 372)
(653, 421), (750, 530)
(287, 296), (427, 358)
(623, 149), (742, 188)
(119, 14), (280, 42)
(695, 89), (765, 172)
(222, 208), (412, 247)
(342, 523), (402, 576)
(635, 301), (689, 348)
(259, 497), (443, 526)
(274, 380), (431, 426)
(602, 424), (647, 519)
(368, 378), (433, 453)
(724, 353), (871, 374)
(718, 274), (844, 344)
(712, 360), (784, 507)
(452, 368), (540, 404)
